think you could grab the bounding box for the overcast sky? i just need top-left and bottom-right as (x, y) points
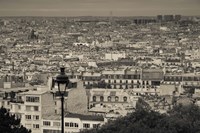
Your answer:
(0, 0), (199, 16)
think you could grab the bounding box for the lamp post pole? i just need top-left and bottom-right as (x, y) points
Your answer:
(55, 67), (69, 133)
(61, 94), (64, 133)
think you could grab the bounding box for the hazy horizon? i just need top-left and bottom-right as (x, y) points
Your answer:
(0, 0), (199, 17)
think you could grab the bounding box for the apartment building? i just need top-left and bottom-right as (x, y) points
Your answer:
(163, 57), (183, 66)
(162, 73), (200, 95)
(163, 73), (200, 86)
(53, 68), (163, 91)
(82, 72), (101, 86)
(102, 69), (128, 89)
(89, 88), (135, 107)
(141, 69), (163, 88)
(6, 87), (55, 133)
(102, 68), (163, 90)
(42, 113), (105, 133)
(88, 88), (138, 117)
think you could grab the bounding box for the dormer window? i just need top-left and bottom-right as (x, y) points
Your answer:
(100, 96), (104, 102)
(123, 96), (127, 102)
(107, 96), (111, 101)
(93, 96), (96, 102)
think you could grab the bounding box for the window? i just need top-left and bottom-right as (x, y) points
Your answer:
(123, 96), (127, 102)
(25, 115), (31, 120)
(17, 96), (22, 101)
(100, 96), (104, 102)
(43, 121), (51, 126)
(33, 115), (39, 120)
(26, 96), (39, 102)
(18, 105), (21, 110)
(83, 123), (90, 128)
(65, 122), (78, 128)
(120, 85), (123, 89)
(114, 85), (116, 89)
(93, 124), (99, 128)
(70, 122), (73, 127)
(93, 96), (96, 102)
(115, 96), (119, 102)
(34, 106), (39, 111)
(107, 96), (111, 102)
(74, 123), (79, 127)
(65, 122), (69, 127)
(33, 124), (39, 129)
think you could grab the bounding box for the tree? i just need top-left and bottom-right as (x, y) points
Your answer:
(80, 104), (200, 133)
(0, 107), (31, 133)
(166, 104), (200, 133)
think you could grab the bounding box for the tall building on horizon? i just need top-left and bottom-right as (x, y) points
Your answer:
(157, 15), (163, 22)
(174, 15), (182, 21)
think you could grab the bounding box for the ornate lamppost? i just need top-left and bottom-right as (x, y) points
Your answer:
(55, 67), (69, 133)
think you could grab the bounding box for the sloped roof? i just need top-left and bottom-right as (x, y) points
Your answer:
(65, 113), (104, 121)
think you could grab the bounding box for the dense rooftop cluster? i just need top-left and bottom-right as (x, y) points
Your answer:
(0, 15), (200, 133)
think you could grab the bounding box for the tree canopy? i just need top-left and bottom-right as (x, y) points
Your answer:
(80, 104), (200, 133)
(0, 107), (31, 133)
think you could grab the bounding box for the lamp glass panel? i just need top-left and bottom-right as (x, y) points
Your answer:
(58, 83), (66, 92)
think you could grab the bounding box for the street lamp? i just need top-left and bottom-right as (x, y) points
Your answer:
(55, 67), (69, 133)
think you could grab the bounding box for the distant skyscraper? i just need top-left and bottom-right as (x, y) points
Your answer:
(157, 15), (163, 22)
(174, 15), (182, 21)
(163, 15), (174, 22)
(134, 18), (156, 25)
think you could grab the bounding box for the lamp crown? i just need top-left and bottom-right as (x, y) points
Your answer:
(55, 67), (69, 84)
(60, 67), (65, 74)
